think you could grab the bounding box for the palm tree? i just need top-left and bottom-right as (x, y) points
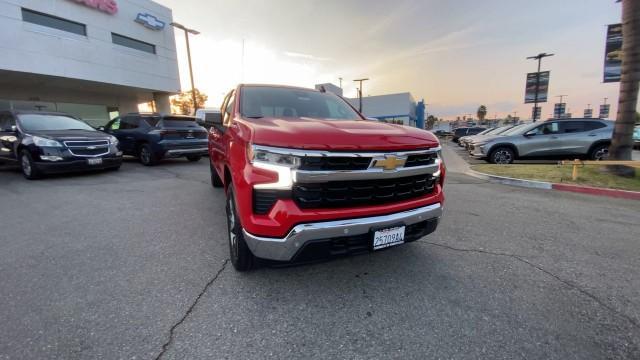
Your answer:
(608, 0), (639, 176)
(477, 105), (487, 124)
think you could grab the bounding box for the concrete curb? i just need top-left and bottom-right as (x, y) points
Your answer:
(465, 169), (553, 190)
(466, 169), (640, 200)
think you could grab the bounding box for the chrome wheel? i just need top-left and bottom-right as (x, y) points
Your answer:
(593, 147), (609, 161)
(21, 154), (31, 176)
(493, 149), (513, 164)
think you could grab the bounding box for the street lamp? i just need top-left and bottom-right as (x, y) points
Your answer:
(353, 78), (369, 113)
(171, 22), (200, 114)
(526, 52), (554, 122)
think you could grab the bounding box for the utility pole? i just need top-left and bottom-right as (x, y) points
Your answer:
(171, 22), (200, 114)
(557, 94), (567, 104)
(338, 77), (343, 89)
(526, 52), (554, 121)
(353, 78), (369, 113)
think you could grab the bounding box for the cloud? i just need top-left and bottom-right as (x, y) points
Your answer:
(284, 51), (332, 62)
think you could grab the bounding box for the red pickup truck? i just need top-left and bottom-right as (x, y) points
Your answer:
(208, 84), (445, 271)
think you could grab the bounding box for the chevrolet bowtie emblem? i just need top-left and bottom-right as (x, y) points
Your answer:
(373, 155), (406, 170)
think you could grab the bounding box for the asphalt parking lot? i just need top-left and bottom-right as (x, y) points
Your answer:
(1, 157), (639, 359)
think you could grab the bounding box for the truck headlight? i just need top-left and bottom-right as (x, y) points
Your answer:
(33, 136), (63, 147)
(109, 136), (119, 146)
(248, 145), (302, 189)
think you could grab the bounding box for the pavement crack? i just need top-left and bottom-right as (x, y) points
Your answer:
(155, 259), (230, 360)
(421, 241), (640, 329)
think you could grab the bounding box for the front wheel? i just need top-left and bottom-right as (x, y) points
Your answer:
(139, 144), (158, 166)
(590, 144), (609, 161)
(186, 155), (201, 162)
(489, 147), (515, 164)
(21, 150), (42, 180)
(226, 186), (255, 271)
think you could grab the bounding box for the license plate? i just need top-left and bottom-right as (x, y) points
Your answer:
(87, 158), (103, 165)
(373, 226), (405, 250)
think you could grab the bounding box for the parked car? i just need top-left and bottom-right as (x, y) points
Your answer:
(469, 119), (614, 164)
(451, 127), (486, 143)
(208, 84), (445, 271)
(463, 125), (516, 150)
(0, 111), (122, 179)
(634, 125), (640, 149)
(433, 129), (452, 137)
(458, 127), (497, 148)
(194, 108), (222, 130)
(102, 113), (208, 166)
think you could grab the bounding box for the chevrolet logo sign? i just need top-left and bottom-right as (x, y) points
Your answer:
(373, 155), (406, 171)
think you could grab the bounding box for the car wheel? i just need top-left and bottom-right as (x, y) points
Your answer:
(226, 185), (255, 271)
(139, 144), (158, 166)
(590, 144), (610, 161)
(20, 150), (42, 180)
(186, 155), (201, 162)
(490, 147), (515, 164)
(210, 161), (223, 188)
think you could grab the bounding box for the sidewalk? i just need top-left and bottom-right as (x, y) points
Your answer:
(441, 142), (470, 173)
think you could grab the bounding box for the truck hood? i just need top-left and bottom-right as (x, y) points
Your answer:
(246, 117), (439, 151)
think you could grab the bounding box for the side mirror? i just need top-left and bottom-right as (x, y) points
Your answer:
(10, 125), (17, 132)
(523, 131), (535, 137)
(96, 126), (105, 131)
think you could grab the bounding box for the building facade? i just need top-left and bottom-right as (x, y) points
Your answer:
(346, 92), (418, 126)
(0, 0), (180, 126)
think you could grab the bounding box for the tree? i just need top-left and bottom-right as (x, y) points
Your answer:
(477, 105), (488, 124)
(171, 89), (208, 115)
(608, 0), (639, 176)
(426, 115), (437, 130)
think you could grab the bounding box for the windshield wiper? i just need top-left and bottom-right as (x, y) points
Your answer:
(245, 116), (264, 119)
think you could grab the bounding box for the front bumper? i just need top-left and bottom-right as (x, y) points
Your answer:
(34, 156), (123, 174)
(469, 145), (487, 158)
(243, 202), (442, 261)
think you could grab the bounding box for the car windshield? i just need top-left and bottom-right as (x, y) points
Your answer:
(240, 86), (361, 120)
(500, 124), (530, 136)
(17, 114), (95, 131)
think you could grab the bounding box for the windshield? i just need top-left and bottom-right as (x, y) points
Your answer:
(500, 124), (530, 136)
(240, 86), (361, 120)
(17, 114), (95, 132)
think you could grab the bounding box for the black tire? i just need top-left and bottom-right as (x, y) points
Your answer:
(139, 144), (158, 166)
(489, 147), (515, 164)
(589, 144), (610, 161)
(210, 161), (223, 188)
(187, 155), (201, 162)
(20, 150), (42, 180)
(226, 186), (254, 271)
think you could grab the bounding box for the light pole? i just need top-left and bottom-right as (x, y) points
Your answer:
(353, 78), (369, 113)
(171, 22), (200, 114)
(526, 52), (554, 122)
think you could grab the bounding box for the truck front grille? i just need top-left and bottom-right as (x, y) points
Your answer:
(292, 174), (436, 209)
(299, 156), (372, 171)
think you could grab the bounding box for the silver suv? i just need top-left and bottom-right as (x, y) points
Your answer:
(470, 119), (614, 164)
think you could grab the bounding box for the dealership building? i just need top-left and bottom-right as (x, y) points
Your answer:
(0, 0), (180, 127)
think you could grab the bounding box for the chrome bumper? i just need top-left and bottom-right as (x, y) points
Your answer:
(242, 203), (442, 261)
(165, 147), (209, 156)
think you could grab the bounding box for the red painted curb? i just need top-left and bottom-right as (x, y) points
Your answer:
(552, 183), (640, 200)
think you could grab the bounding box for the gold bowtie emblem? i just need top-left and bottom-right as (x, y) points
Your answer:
(374, 155), (406, 170)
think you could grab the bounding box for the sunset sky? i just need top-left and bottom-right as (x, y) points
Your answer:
(156, 0), (630, 120)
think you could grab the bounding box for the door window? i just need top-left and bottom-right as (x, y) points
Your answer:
(107, 118), (121, 130)
(531, 122), (559, 135)
(120, 116), (140, 129)
(559, 121), (586, 133)
(583, 121), (607, 131)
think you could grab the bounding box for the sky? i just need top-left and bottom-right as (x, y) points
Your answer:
(155, 0), (629, 120)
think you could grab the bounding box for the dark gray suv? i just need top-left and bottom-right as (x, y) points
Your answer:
(469, 119), (614, 164)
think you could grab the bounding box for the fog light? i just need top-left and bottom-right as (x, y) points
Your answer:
(41, 156), (63, 162)
(116, 151), (123, 156)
